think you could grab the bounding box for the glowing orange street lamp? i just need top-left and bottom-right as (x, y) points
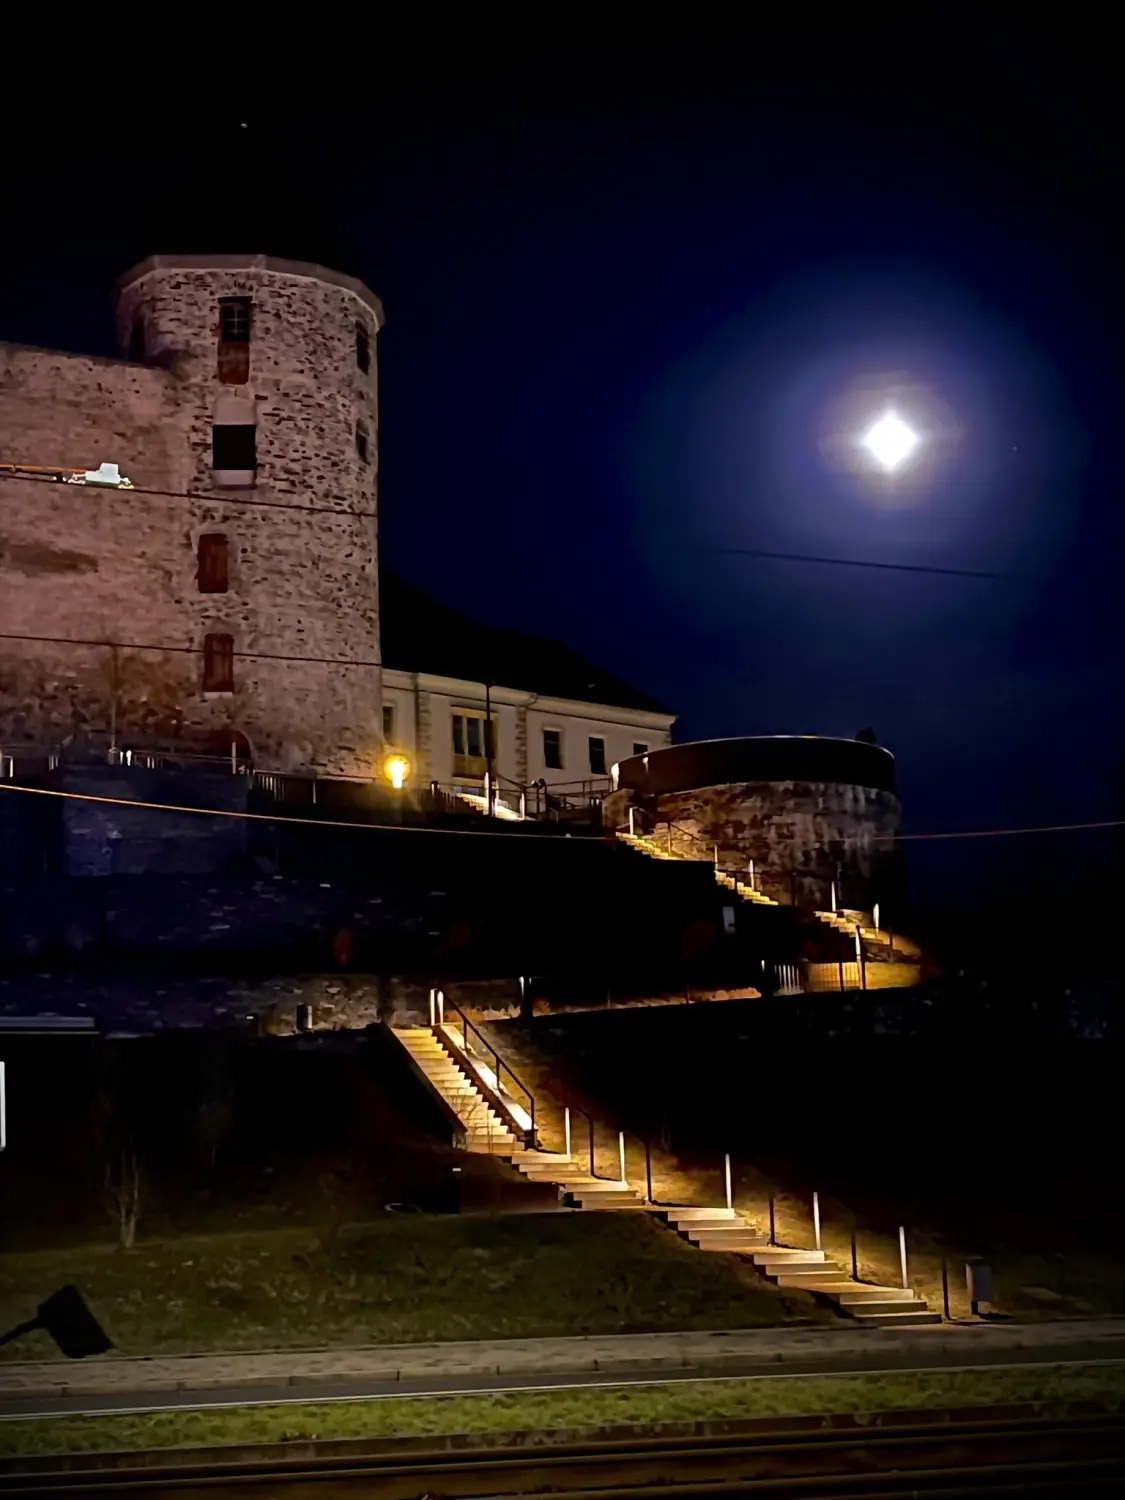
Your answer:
(383, 752), (412, 791)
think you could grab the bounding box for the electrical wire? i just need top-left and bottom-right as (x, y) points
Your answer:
(705, 545), (1030, 582)
(0, 780), (1119, 847)
(0, 630), (381, 672)
(0, 466), (377, 521)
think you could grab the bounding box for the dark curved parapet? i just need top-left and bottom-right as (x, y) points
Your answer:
(617, 736), (896, 796)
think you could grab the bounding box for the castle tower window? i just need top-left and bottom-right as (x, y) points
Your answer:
(211, 424), (257, 485)
(218, 296), (252, 382)
(382, 703), (395, 739)
(356, 420), (370, 464)
(219, 297), (252, 344)
(197, 533), (229, 594)
(356, 322), (371, 373)
(203, 633), (235, 693)
(588, 736), (607, 775)
(128, 318), (146, 362)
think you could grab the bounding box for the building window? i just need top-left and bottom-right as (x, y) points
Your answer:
(543, 728), (563, 770)
(356, 322), (370, 373)
(217, 297), (252, 382)
(128, 318), (146, 362)
(633, 742), (648, 758)
(197, 533), (229, 594)
(202, 633), (234, 693)
(453, 712), (494, 761)
(356, 420), (370, 464)
(382, 703), (395, 740)
(212, 424), (257, 481)
(219, 297), (252, 344)
(588, 736), (607, 775)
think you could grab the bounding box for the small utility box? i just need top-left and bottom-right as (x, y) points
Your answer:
(966, 1259), (992, 1315)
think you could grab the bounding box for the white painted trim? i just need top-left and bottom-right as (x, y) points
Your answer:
(380, 668), (674, 732)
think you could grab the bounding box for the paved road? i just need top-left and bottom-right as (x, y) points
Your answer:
(2, 1319), (1123, 1421)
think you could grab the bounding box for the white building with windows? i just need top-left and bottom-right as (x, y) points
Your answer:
(379, 574), (675, 797)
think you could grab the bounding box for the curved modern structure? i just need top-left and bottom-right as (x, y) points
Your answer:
(605, 735), (903, 912)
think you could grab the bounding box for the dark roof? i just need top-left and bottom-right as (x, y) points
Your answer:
(380, 572), (672, 716)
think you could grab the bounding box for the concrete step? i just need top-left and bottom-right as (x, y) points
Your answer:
(567, 1192), (648, 1210)
(834, 1287), (918, 1305)
(835, 1298), (935, 1315)
(664, 1208), (739, 1225)
(751, 1249), (829, 1266)
(849, 1308), (942, 1326)
(508, 1151), (573, 1166)
(687, 1232), (771, 1251)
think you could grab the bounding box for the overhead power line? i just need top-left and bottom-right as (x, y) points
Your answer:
(0, 466), (377, 521)
(0, 630), (382, 672)
(0, 781), (1119, 848)
(706, 545), (1031, 582)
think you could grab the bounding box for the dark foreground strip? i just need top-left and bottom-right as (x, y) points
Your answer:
(2, 1411), (1123, 1498)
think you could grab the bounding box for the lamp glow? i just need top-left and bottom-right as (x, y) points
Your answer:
(384, 753), (411, 790)
(860, 411), (918, 472)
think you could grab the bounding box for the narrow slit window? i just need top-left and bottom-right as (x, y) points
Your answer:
(356, 420), (370, 464)
(197, 533), (229, 594)
(219, 297), (252, 344)
(356, 322), (371, 373)
(203, 633), (234, 693)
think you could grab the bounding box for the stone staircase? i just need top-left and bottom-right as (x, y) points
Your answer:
(395, 1027), (521, 1154)
(393, 1026), (938, 1323)
(619, 831), (778, 906)
(661, 1207), (939, 1325)
(618, 827), (922, 989)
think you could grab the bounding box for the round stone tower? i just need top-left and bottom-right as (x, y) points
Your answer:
(114, 254), (384, 775)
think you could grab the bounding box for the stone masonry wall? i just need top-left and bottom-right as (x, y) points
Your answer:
(654, 780), (902, 911)
(1, 256), (383, 775)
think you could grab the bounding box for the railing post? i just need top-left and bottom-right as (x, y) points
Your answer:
(589, 1115), (596, 1178)
(812, 1190), (821, 1251)
(724, 1153), (733, 1212)
(437, 989), (445, 1025)
(899, 1225), (909, 1289)
(628, 806), (635, 837)
(666, 823), (673, 856)
(645, 1141), (653, 1204)
(873, 902), (880, 933)
(713, 843), (719, 869)
(618, 1130), (627, 1184)
(850, 1214), (859, 1281)
(564, 1106), (572, 1159)
(429, 987), (436, 1027)
(941, 1254), (951, 1320)
(768, 1194), (776, 1245)
(748, 858), (755, 891)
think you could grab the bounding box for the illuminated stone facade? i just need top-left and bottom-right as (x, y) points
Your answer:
(0, 255), (384, 774)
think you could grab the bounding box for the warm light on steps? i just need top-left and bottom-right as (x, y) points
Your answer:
(398, 1029), (936, 1322)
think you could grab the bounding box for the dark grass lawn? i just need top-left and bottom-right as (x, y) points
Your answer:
(0, 1210), (823, 1361)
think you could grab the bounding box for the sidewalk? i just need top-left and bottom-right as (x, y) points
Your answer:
(2, 1317), (1123, 1402)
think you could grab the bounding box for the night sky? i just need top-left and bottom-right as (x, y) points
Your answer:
(1, 23), (1120, 908)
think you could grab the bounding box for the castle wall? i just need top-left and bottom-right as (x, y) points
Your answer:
(0, 256), (384, 775)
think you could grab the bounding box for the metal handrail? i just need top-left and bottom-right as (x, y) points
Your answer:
(437, 991), (537, 1143)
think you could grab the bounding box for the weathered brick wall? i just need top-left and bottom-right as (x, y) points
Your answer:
(651, 780), (902, 911)
(0, 255), (383, 775)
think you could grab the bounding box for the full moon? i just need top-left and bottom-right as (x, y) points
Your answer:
(860, 410), (919, 472)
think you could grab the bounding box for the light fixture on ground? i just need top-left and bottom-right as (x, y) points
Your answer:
(860, 410), (919, 473)
(383, 752), (412, 790)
